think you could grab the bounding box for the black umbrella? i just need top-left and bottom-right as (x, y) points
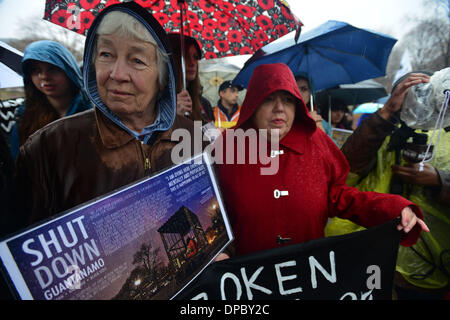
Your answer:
(315, 79), (387, 109)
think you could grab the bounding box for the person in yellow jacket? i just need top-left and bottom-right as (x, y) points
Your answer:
(214, 81), (243, 129)
(331, 72), (450, 300)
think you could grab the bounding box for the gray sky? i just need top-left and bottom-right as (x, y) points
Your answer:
(0, 0), (45, 38)
(288, 0), (428, 37)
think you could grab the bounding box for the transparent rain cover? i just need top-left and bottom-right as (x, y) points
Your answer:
(400, 67), (450, 130)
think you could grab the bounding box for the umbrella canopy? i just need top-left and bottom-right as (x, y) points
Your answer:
(316, 79), (387, 108)
(43, 0), (302, 59)
(353, 102), (384, 114)
(376, 95), (389, 104)
(0, 41), (24, 89)
(232, 20), (397, 91)
(0, 64), (23, 89)
(199, 59), (244, 106)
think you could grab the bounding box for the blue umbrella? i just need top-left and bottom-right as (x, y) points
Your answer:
(233, 20), (397, 92)
(353, 102), (384, 114)
(376, 95), (390, 104)
(354, 95), (390, 127)
(351, 94), (390, 114)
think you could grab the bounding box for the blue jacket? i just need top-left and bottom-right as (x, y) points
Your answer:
(10, 40), (92, 159)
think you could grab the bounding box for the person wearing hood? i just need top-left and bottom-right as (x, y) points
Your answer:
(11, 2), (199, 229)
(9, 40), (92, 159)
(214, 63), (428, 259)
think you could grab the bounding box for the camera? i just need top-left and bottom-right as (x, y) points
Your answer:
(402, 132), (433, 164)
(388, 122), (433, 164)
(387, 123), (434, 195)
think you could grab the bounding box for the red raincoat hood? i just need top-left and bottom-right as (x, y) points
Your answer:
(235, 63), (316, 134)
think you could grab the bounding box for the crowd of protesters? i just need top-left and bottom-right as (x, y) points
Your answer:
(0, 1), (448, 300)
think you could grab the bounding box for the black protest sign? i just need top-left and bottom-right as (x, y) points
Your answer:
(176, 219), (400, 300)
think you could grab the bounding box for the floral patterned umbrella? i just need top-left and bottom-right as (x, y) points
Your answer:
(44, 0), (302, 59)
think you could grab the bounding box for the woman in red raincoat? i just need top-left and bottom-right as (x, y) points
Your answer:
(215, 63), (428, 258)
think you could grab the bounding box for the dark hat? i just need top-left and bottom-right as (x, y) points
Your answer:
(330, 98), (348, 112)
(219, 80), (243, 92)
(168, 33), (202, 59)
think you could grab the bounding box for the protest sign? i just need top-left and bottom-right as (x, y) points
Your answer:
(331, 128), (353, 149)
(0, 153), (233, 300)
(176, 219), (400, 300)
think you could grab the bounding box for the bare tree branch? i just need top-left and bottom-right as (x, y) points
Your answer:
(376, 0), (449, 91)
(6, 13), (85, 62)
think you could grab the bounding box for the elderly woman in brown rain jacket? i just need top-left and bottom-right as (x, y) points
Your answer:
(11, 2), (199, 231)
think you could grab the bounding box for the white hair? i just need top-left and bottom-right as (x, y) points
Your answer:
(94, 11), (169, 88)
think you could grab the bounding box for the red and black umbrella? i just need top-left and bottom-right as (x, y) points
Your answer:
(44, 0), (302, 59)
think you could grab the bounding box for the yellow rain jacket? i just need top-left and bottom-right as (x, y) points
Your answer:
(328, 111), (450, 290)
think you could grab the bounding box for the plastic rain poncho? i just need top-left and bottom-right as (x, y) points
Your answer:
(326, 129), (450, 289)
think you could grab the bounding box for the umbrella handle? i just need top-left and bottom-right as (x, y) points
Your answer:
(328, 95), (331, 124)
(179, 0), (187, 91)
(181, 50), (187, 91)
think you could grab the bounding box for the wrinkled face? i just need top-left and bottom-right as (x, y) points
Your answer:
(29, 61), (72, 98)
(295, 78), (310, 105)
(95, 35), (161, 124)
(220, 87), (240, 106)
(185, 44), (199, 82)
(252, 91), (296, 140)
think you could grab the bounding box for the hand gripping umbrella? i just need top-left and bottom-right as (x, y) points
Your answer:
(233, 20), (397, 110)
